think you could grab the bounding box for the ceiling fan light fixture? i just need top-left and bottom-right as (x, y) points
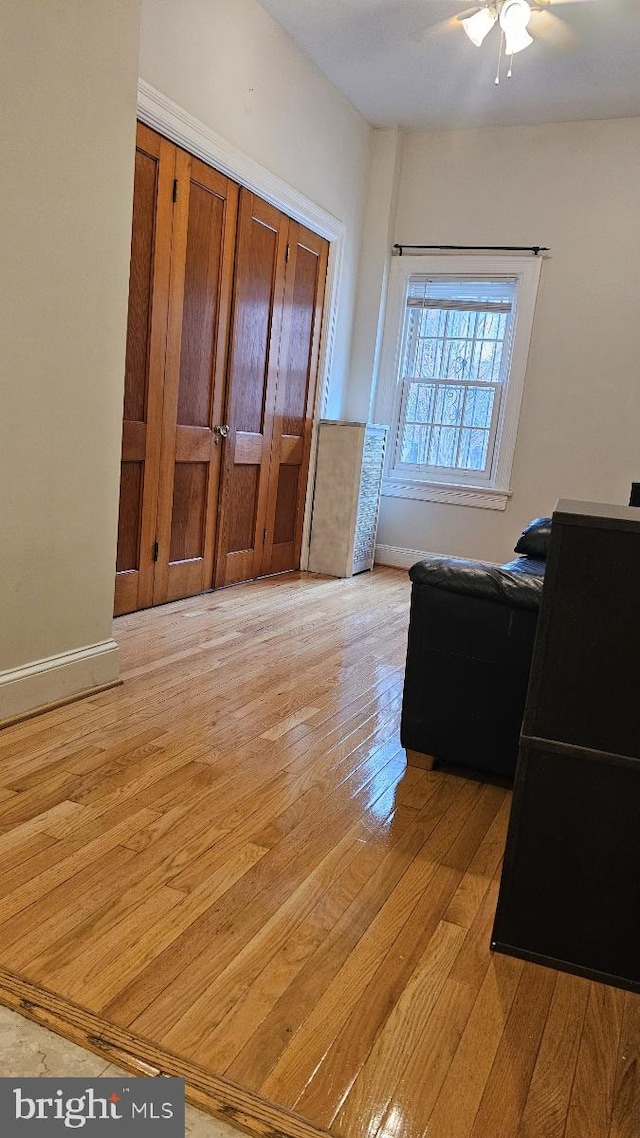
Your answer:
(499, 0), (534, 53)
(462, 5), (498, 47)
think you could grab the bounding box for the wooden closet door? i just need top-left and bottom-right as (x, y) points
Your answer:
(152, 151), (238, 604)
(114, 124), (175, 616)
(262, 223), (329, 577)
(214, 190), (288, 587)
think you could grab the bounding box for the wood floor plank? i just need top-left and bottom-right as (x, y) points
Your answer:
(0, 801), (87, 854)
(0, 831), (58, 876)
(0, 807), (158, 923)
(443, 797), (510, 930)
(371, 976), (478, 1138)
(107, 752), (408, 1035)
(423, 953), (524, 1138)
(564, 982), (625, 1138)
(330, 918), (464, 1136)
(0, 568), (635, 1138)
(224, 784), (463, 1094)
(609, 992), (640, 1138)
(198, 847), (387, 1073)
(292, 865), (463, 1126)
(469, 961), (557, 1138)
(259, 781), (484, 1109)
(0, 845), (139, 966)
(176, 802), (409, 1072)
(0, 967), (331, 1138)
(518, 970), (591, 1138)
(448, 868), (502, 990)
(441, 783), (506, 872)
(39, 886), (188, 1005)
(319, 915), (467, 1134)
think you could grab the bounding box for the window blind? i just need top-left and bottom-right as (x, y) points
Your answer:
(406, 277), (516, 313)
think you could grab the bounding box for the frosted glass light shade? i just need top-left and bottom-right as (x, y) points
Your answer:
(462, 6), (498, 47)
(504, 24), (533, 52)
(499, 0), (534, 53)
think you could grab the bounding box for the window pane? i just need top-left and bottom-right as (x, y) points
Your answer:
(458, 429), (472, 469)
(448, 309), (473, 339)
(463, 386), (494, 428)
(414, 338), (442, 378)
(442, 339), (471, 379)
(396, 276), (515, 479)
(401, 423), (430, 464)
(471, 339), (499, 381)
(406, 382), (418, 420)
(436, 384), (464, 426)
(470, 428), (490, 470)
(420, 308), (446, 338)
(428, 425), (459, 467)
(406, 381), (435, 422)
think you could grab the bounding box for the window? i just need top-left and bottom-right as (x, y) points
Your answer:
(375, 256), (542, 510)
(397, 277), (515, 479)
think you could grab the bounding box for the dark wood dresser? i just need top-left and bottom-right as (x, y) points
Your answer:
(492, 500), (640, 992)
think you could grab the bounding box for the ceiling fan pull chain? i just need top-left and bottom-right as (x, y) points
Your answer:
(495, 28), (505, 84)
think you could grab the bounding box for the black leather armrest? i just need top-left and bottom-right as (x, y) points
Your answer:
(409, 555), (544, 611)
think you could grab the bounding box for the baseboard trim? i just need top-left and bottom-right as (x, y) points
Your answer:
(0, 640), (120, 724)
(375, 543), (501, 570)
(374, 544), (433, 569)
(0, 680), (122, 731)
(0, 970), (330, 1138)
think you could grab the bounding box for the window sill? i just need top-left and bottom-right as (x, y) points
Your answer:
(381, 478), (511, 511)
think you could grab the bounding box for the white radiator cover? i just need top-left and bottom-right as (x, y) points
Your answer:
(308, 421), (388, 577)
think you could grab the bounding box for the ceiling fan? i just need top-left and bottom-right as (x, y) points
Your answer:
(415, 0), (596, 82)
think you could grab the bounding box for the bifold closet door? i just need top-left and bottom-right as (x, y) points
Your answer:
(152, 152), (238, 604)
(116, 131), (329, 610)
(114, 125), (174, 616)
(262, 222), (329, 576)
(214, 190), (288, 587)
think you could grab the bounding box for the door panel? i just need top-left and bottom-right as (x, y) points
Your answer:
(170, 462), (208, 561)
(215, 191), (288, 587)
(153, 151), (238, 605)
(116, 463), (144, 572)
(262, 223), (329, 576)
(114, 124), (175, 616)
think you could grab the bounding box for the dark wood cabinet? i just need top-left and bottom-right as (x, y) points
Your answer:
(492, 500), (640, 993)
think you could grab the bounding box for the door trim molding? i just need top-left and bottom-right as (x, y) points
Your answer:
(0, 639), (120, 725)
(136, 82), (344, 486)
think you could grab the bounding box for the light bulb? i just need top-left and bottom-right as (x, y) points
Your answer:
(462, 5), (498, 47)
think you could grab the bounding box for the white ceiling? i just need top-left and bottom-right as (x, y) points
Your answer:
(258, 0), (640, 130)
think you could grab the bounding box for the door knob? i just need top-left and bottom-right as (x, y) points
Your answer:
(213, 424), (230, 438)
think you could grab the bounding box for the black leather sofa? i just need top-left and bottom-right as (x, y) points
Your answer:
(400, 517), (551, 779)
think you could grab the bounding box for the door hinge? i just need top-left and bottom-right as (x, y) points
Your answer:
(172, 179), (178, 203)
(285, 243), (291, 263)
(153, 541), (159, 562)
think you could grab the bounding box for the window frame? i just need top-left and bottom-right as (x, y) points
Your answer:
(374, 255), (542, 511)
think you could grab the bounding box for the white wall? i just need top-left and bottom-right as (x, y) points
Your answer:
(346, 128), (403, 422)
(139, 0), (372, 417)
(0, 1), (141, 718)
(375, 117), (640, 564)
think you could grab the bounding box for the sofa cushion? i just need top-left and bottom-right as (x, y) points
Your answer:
(409, 555), (544, 611)
(502, 555), (547, 577)
(514, 516), (552, 560)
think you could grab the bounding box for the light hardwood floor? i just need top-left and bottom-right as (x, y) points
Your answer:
(0, 568), (638, 1138)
